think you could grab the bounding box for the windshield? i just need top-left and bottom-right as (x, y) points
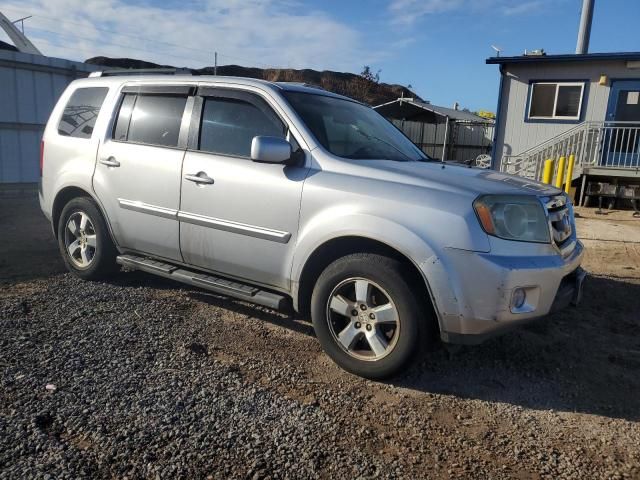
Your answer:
(283, 91), (429, 162)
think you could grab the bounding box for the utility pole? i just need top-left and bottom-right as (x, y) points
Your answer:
(576, 0), (594, 54)
(214, 51), (217, 75)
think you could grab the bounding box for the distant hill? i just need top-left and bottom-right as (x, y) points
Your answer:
(85, 56), (420, 106)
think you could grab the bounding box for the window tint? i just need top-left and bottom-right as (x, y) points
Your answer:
(199, 97), (285, 157)
(126, 95), (187, 147)
(113, 94), (136, 141)
(58, 87), (108, 138)
(529, 82), (584, 120)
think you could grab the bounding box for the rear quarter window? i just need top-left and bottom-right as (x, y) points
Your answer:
(58, 87), (109, 139)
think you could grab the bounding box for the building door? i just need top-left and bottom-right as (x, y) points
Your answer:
(603, 80), (640, 167)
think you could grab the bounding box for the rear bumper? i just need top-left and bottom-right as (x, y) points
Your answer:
(432, 241), (585, 344)
(39, 185), (51, 220)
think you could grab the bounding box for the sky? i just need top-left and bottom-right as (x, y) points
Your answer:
(1, 0), (639, 112)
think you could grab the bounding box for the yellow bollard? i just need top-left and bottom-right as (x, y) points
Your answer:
(555, 156), (566, 190)
(564, 154), (575, 194)
(542, 159), (554, 184)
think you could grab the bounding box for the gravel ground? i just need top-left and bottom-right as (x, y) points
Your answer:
(1, 192), (640, 479)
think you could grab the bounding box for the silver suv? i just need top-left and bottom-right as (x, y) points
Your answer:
(40, 73), (585, 378)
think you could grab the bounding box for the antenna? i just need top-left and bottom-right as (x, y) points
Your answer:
(0, 11), (42, 55)
(11, 15), (32, 34)
(491, 45), (502, 57)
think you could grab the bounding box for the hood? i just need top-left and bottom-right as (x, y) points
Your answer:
(351, 160), (562, 198)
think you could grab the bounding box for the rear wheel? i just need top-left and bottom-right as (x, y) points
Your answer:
(311, 253), (426, 379)
(57, 197), (118, 279)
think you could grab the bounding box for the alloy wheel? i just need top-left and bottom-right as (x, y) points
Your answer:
(326, 277), (400, 361)
(64, 211), (97, 268)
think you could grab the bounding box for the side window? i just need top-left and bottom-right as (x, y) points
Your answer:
(113, 94), (187, 147)
(58, 87), (109, 138)
(113, 94), (136, 141)
(199, 96), (285, 157)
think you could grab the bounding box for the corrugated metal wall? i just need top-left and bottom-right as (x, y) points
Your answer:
(392, 119), (494, 161)
(0, 50), (98, 183)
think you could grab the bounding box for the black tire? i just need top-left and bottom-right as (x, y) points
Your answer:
(311, 253), (427, 379)
(57, 197), (118, 280)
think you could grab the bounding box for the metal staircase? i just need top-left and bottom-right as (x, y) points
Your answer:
(499, 121), (640, 181)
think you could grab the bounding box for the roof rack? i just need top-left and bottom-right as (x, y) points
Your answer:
(276, 81), (326, 91)
(89, 68), (192, 78)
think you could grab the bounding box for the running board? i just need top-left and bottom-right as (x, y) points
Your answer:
(116, 254), (289, 310)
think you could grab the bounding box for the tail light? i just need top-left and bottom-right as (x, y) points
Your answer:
(39, 139), (44, 176)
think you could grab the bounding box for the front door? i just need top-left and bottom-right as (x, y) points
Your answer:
(179, 88), (309, 289)
(94, 87), (193, 261)
(603, 80), (640, 167)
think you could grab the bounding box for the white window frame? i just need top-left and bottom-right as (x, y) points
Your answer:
(527, 82), (585, 121)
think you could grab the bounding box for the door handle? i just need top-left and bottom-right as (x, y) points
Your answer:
(184, 172), (214, 185)
(99, 156), (120, 167)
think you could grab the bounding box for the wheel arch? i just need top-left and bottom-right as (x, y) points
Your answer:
(294, 235), (439, 336)
(52, 186), (117, 246)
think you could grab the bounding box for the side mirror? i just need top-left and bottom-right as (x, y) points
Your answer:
(251, 136), (292, 164)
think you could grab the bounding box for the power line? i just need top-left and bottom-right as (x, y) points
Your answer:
(31, 37), (110, 58)
(32, 37), (238, 72)
(217, 52), (282, 69)
(1, 5), (206, 54)
(1, 5), (294, 69)
(27, 26), (211, 65)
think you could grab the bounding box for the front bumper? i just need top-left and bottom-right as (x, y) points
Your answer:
(432, 240), (585, 345)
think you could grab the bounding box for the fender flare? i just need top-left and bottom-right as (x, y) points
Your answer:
(290, 213), (465, 329)
(51, 184), (120, 248)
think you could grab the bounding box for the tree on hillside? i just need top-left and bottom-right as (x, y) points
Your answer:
(360, 65), (381, 84)
(343, 65), (382, 103)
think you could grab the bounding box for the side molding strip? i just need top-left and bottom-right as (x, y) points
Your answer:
(117, 198), (291, 244)
(118, 198), (178, 219)
(177, 211), (291, 243)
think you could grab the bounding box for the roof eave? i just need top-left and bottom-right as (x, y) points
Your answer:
(374, 98), (448, 118)
(486, 51), (640, 65)
(374, 98), (490, 122)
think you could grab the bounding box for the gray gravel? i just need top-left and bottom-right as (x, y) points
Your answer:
(1, 275), (393, 479)
(2, 271), (639, 480)
(1, 193), (639, 479)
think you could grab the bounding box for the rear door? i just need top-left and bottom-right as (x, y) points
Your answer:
(93, 85), (194, 261)
(179, 87), (309, 289)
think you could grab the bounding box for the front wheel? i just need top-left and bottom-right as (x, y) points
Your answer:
(311, 253), (425, 379)
(57, 197), (118, 280)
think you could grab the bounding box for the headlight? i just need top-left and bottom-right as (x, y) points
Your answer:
(473, 195), (550, 243)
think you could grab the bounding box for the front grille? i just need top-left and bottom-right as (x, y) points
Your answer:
(544, 195), (575, 255)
